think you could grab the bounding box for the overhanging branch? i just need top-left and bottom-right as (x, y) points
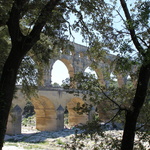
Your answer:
(29, 0), (61, 43)
(6, 0), (26, 45)
(100, 87), (127, 111)
(120, 0), (145, 57)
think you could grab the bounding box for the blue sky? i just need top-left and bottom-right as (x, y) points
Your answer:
(51, 0), (138, 84)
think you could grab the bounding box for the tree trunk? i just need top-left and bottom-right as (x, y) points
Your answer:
(121, 64), (150, 150)
(0, 1), (60, 149)
(0, 46), (24, 149)
(121, 109), (139, 150)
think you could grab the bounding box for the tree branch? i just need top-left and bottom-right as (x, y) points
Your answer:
(28, 0), (61, 44)
(105, 109), (121, 125)
(66, 5), (90, 37)
(6, 0), (26, 45)
(120, 0), (145, 56)
(135, 118), (150, 131)
(137, 36), (149, 48)
(100, 87), (127, 110)
(65, 20), (75, 42)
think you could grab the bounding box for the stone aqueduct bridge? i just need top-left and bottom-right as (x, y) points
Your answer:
(7, 43), (133, 135)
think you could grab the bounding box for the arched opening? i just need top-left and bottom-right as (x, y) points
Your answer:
(22, 101), (36, 133)
(51, 60), (70, 86)
(84, 66), (106, 86)
(110, 72), (126, 88)
(67, 97), (88, 127)
(126, 75), (132, 85)
(31, 96), (57, 131)
(84, 66), (98, 78)
(126, 74), (136, 87)
(110, 72), (118, 87)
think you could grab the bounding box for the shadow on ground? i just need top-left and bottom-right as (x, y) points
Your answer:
(4, 128), (80, 144)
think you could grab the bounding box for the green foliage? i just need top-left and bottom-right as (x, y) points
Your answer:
(64, 72), (135, 108)
(22, 115), (36, 127)
(65, 121), (122, 150)
(63, 68), (149, 148)
(22, 101), (35, 118)
(64, 113), (69, 125)
(114, 56), (138, 75)
(17, 56), (39, 98)
(5, 141), (50, 150)
(56, 139), (65, 145)
(0, 0), (13, 26)
(137, 99), (150, 131)
(52, 82), (61, 87)
(0, 0), (150, 149)
(135, 1), (150, 31)
(69, 1), (150, 149)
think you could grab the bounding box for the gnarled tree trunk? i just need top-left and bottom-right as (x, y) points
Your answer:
(121, 64), (150, 150)
(0, 0), (60, 149)
(0, 46), (24, 149)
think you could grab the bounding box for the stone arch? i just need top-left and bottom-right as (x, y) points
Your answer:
(67, 97), (88, 127)
(50, 59), (74, 85)
(116, 74), (125, 88)
(95, 68), (106, 86)
(31, 96), (57, 131)
(106, 62), (126, 88)
(121, 74), (136, 88)
(60, 58), (74, 78)
(84, 66), (98, 77)
(108, 71), (125, 88)
(84, 66), (106, 87)
(43, 58), (74, 86)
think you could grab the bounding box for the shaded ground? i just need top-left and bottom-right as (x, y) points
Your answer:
(3, 126), (82, 150)
(3, 126), (150, 150)
(3, 116), (150, 150)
